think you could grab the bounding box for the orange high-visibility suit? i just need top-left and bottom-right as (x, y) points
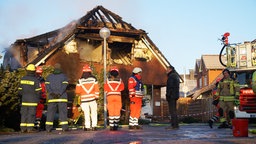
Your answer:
(104, 77), (124, 130)
(128, 74), (144, 128)
(76, 76), (99, 130)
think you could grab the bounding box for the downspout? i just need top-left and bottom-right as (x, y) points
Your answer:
(151, 84), (154, 117)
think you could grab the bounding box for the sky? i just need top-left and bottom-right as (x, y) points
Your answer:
(0, 0), (255, 74)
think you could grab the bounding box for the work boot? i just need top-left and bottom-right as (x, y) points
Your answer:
(129, 126), (135, 130)
(92, 127), (97, 131)
(208, 120), (213, 128)
(218, 123), (225, 129)
(62, 128), (70, 132)
(110, 126), (114, 131)
(27, 128), (38, 133)
(20, 129), (27, 133)
(83, 127), (91, 131)
(113, 125), (118, 131)
(46, 128), (52, 133)
(135, 125), (143, 130)
(218, 122), (229, 129)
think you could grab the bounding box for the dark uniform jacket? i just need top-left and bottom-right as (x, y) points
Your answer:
(18, 72), (42, 105)
(166, 71), (180, 101)
(45, 71), (68, 102)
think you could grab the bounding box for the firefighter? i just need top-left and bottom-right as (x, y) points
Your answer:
(104, 67), (124, 131)
(128, 67), (144, 130)
(18, 64), (42, 133)
(208, 78), (222, 128)
(34, 66), (47, 130)
(252, 71), (256, 94)
(75, 64), (99, 131)
(215, 69), (239, 128)
(45, 63), (69, 132)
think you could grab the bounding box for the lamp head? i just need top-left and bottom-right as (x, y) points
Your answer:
(99, 27), (110, 38)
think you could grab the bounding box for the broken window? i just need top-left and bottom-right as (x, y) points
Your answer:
(108, 42), (132, 65)
(64, 39), (78, 54)
(77, 39), (102, 62)
(134, 40), (152, 62)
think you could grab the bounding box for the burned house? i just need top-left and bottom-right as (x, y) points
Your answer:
(3, 6), (179, 120)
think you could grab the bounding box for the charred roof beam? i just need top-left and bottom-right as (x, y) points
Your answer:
(98, 6), (128, 29)
(100, 9), (116, 29)
(96, 11), (108, 27)
(79, 7), (98, 25)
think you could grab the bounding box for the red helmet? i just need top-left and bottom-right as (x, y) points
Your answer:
(223, 32), (230, 37)
(36, 66), (43, 73)
(110, 66), (119, 72)
(82, 64), (92, 72)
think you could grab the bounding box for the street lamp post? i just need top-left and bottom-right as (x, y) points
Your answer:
(99, 27), (110, 128)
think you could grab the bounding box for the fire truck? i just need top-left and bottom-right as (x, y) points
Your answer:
(219, 32), (256, 118)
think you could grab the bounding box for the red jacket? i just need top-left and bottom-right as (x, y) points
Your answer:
(128, 75), (144, 98)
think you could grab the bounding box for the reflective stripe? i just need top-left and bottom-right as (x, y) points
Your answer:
(220, 118), (226, 122)
(20, 123), (34, 127)
(22, 102), (38, 106)
(134, 95), (143, 98)
(79, 79), (95, 94)
(80, 94), (95, 101)
(107, 78), (121, 91)
(20, 123), (27, 126)
(45, 82), (50, 84)
(135, 91), (144, 96)
(46, 121), (53, 125)
(129, 90), (135, 95)
(63, 81), (68, 84)
(21, 80), (34, 85)
(219, 96), (235, 101)
(27, 123), (34, 127)
(59, 121), (68, 125)
(107, 91), (121, 96)
(81, 96), (95, 102)
(48, 99), (68, 103)
(35, 88), (42, 91)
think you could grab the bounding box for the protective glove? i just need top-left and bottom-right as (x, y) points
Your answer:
(212, 99), (219, 106)
(234, 99), (240, 106)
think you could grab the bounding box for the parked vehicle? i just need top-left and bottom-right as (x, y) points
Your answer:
(219, 32), (256, 118)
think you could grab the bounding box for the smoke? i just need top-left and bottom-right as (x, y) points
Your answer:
(45, 20), (79, 49)
(0, 43), (10, 64)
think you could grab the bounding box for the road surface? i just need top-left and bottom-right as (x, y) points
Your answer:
(0, 123), (256, 144)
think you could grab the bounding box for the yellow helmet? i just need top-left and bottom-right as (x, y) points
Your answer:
(26, 64), (36, 71)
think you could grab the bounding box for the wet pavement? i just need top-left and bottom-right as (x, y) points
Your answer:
(0, 123), (256, 144)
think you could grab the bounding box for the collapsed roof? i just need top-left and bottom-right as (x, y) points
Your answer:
(14, 5), (170, 69)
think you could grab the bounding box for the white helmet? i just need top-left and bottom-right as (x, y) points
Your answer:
(132, 67), (142, 73)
